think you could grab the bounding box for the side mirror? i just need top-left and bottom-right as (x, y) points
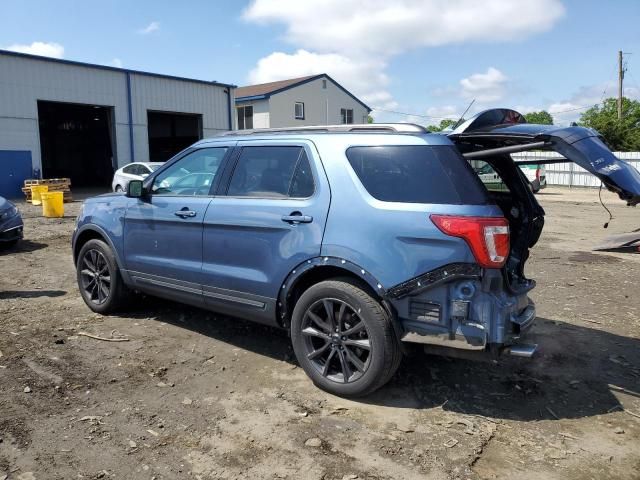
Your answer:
(127, 180), (144, 198)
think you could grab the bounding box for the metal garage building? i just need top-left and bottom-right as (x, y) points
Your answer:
(0, 49), (235, 196)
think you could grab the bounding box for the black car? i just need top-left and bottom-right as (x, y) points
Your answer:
(0, 196), (24, 248)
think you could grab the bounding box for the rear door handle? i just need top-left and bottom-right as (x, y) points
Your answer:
(281, 213), (313, 224)
(174, 209), (197, 218)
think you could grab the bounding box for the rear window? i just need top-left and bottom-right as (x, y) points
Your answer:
(346, 145), (488, 204)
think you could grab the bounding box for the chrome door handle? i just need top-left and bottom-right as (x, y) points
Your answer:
(174, 210), (197, 218)
(281, 213), (313, 224)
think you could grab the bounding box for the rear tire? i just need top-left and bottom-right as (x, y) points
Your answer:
(76, 239), (130, 314)
(291, 279), (402, 397)
(115, 185), (123, 193)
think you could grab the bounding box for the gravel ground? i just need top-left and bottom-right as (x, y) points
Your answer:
(1, 186), (639, 480)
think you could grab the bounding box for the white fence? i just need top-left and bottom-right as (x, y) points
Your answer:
(512, 151), (640, 188)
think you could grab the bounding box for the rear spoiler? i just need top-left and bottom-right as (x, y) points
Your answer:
(449, 109), (640, 206)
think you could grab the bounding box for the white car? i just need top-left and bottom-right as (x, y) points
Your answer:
(112, 162), (164, 192)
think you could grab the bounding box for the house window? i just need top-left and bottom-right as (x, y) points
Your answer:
(237, 105), (253, 130)
(294, 102), (305, 120)
(322, 79), (327, 89)
(340, 108), (354, 124)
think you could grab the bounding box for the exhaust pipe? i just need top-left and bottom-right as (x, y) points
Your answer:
(508, 344), (538, 358)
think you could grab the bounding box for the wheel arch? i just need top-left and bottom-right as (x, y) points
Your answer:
(277, 257), (396, 329)
(73, 225), (127, 280)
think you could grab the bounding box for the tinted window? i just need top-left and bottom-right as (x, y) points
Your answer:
(346, 145), (487, 204)
(228, 146), (314, 198)
(123, 164), (137, 174)
(151, 147), (227, 196)
(471, 160), (510, 192)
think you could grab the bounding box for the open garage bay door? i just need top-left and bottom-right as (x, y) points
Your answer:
(147, 111), (202, 162)
(37, 101), (115, 189)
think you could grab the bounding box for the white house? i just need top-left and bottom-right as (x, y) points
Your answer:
(234, 74), (371, 130)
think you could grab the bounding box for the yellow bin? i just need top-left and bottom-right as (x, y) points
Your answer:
(41, 191), (64, 218)
(31, 185), (48, 205)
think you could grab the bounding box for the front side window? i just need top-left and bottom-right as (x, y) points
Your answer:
(341, 108), (354, 124)
(228, 146), (314, 198)
(346, 145), (488, 204)
(151, 147), (227, 196)
(295, 102), (305, 120)
(237, 105), (253, 130)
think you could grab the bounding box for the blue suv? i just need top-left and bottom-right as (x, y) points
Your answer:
(73, 109), (640, 396)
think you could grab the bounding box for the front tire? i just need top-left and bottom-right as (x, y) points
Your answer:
(76, 239), (129, 313)
(291, 279), (402, 397)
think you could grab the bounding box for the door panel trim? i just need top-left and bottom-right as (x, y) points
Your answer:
(126, 270), (202, 295)
(202, 285), (269, 308)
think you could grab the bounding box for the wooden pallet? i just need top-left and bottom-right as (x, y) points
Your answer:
(24, 177), (71, 186)
(23, 178), (73, 203)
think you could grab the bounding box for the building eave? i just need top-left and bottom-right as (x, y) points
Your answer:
(0, 49), (237, 89)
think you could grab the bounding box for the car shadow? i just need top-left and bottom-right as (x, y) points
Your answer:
(0, 290), (66, 299)
(0, 240), (48, 255)
(364, 316), (640, 420)
(118, 298), (639, 421)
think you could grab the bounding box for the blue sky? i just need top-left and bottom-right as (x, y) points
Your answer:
(1, 0), (639, 124)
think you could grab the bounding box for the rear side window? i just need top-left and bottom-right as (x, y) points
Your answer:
(346, 145), (488, 204)
(228, 146), (315, 198)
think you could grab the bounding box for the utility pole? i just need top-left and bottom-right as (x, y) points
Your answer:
(618, 50), (624, 120)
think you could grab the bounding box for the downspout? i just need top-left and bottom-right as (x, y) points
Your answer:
(125, 72), (135, 162)
(226, 88), (233, 130)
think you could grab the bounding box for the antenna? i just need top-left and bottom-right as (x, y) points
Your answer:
(453, 99), (475, 129)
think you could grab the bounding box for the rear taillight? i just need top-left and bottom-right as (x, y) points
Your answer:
(430, 215), (510, 268)
(535, 167), (541, 181)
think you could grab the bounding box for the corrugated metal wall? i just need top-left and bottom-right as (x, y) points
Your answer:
(512, 151), (640, 187)
(130, 73), (232, 162)
(0, 52), (232, 174)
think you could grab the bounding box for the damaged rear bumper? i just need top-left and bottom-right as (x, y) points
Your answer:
(388, 264), (536, 354)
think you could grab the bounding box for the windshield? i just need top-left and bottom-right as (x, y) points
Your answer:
(149, 164), (163, 171)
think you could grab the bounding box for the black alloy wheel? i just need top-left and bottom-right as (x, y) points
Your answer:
(291, 279), (402, 397)
(79, 249), (111, 305)
(301, 298), (371, 383)
(76, 238), (130, 313)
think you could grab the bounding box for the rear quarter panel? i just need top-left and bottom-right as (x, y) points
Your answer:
(316, 134), (503, 289)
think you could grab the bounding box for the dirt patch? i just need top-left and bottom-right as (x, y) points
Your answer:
(1, 194), (639, 479)
(568, 252), (622, 264)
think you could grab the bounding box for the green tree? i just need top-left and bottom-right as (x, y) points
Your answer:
(427, 118), (457, 132)
(367, 115), (374, 124)
(524, 110), (554, 125)
(579, 98), (640, 151)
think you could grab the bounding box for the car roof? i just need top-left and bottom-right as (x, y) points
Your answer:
(191, 123), (453, 148)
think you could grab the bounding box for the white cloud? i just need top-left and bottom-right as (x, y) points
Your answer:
(243, 0), (564, 56)
(138, 21), (160, 34)
(426, 105), (460, 119)
(243, 0), (565, 120)
(459, 67), (508, 102)
(111, 58), (123, 68)
(4, 41), (64, 58)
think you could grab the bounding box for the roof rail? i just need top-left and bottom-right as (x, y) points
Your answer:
(216, 123), (429, 136)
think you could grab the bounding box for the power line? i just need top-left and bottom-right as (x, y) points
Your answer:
(370, 107), (455, 120)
